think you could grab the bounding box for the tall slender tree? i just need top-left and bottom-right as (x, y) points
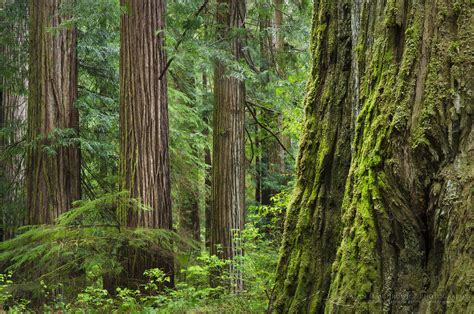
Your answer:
(274, 0), (473, 312)
(27, 0), (81, 225)
(256, 0), (286, 205)
(201, 10), (212, 249)
(210, 0), (246, 291)
(0, 0), (28, 240)
(273, 0), (283, 73)
(119, 0), (172, 280)
(203, 71), (212, 249)
(255, 1), (271, 205)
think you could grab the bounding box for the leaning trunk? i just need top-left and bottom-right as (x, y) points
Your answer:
(275, 0), (473, 312)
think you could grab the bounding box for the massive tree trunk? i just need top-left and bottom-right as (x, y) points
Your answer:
(119, 0), (171, 229)
(119, 0), (173, 282)
(0, 0), (28, 240)
(274, 0), (473, 313)
(27, 0), (81, 225)
(210, 0), (246, 291)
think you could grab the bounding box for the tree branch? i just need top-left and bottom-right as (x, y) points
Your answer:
(245, 101), (295, 160)
(159, 0), (210, 80)
(246, 99), (279, 113)
(245, 126), (254, 164)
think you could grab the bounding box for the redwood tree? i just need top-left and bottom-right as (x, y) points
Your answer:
(274, 0), (473, 312)
(119, 0), (171, 229)
(27, 0), (81, 225)
(210, 0), (246, 291)
(119, 0), (172, 279)
(0, 0), (28, 239)
(256, 0), (287, 205)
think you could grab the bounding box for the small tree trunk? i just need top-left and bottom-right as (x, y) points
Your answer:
(27, 0), (81, 225)
(259, 1), (285, 205)
(178, 191), (200, 241)
(272, 0), (290, 172)
(203, 72), (212, 249)
(273, 0), (284, 73)
(255, 121), (262, 203)
(210, 0), (246, 292)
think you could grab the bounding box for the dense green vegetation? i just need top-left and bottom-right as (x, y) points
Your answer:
(0, 191), (287, 311)
(1, 0), (472, 313)
(0, 0), (310, 311)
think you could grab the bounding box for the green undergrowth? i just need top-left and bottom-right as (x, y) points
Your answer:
(0, 191), (281, 312)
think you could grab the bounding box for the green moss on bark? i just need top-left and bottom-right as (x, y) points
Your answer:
(274, 0), (473, 312)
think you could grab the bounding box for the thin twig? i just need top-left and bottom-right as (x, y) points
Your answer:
(246, 99), (278, 113)
(159, 0), (210, 80)
(245, 101), (295, 160)
(245, 126), (254, 164)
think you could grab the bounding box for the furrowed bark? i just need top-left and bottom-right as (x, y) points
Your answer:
(210, 0), (246, 292)
(27, 0), (81, 225)
(273, 0), (284, 74)
(119, 0), (173, 284)
(0, 0), (28, 240)
(275, 0), (473, 312)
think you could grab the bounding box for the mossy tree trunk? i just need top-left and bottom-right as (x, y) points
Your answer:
(274, 0), (473, 312)
(119, 0), (173, 283)
(210, 0), (246, 291)
(27, 0), (81, 225)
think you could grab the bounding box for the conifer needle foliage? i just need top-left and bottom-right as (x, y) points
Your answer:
(0, 192), (197, 302)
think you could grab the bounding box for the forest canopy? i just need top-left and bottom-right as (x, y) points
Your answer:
(0, 0), (472, 313)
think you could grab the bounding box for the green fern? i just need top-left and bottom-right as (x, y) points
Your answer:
(0, 192), (198, 303)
